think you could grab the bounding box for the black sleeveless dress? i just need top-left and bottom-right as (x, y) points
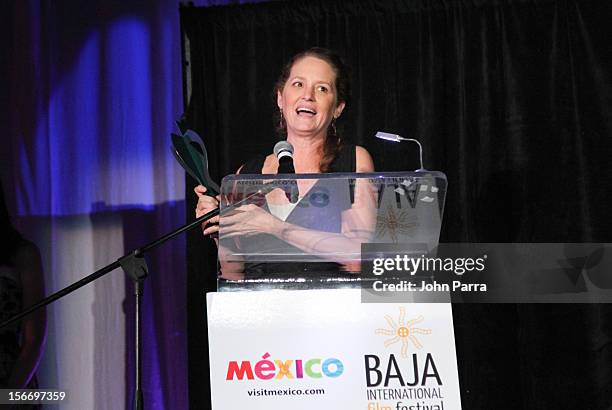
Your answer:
(236, 144), (356, 279)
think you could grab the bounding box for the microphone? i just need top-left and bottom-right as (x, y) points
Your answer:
(273, 141), (299, 203)
(274, 141), (295, 173)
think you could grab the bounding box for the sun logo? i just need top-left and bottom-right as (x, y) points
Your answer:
(375, 307), (432, 358)
(376, 206), (417, 243)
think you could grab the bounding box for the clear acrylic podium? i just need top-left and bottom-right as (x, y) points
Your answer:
(216, 171), (447, 290)
(207, 171), (462, 410)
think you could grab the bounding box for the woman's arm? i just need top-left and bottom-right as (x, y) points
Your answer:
(6, 242), (46, 388)
(195, 185), (245, 280)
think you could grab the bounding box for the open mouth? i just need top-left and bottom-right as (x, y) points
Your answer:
(296, 107), (317, 116)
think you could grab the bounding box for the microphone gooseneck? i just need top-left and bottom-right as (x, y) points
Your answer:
(375, 131), (427, 171)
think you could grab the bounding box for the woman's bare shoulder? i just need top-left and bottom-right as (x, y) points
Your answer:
(355, 145), (375, 172)
(261, 153), (279, 174)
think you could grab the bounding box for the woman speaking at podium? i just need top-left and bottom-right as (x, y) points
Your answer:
(195, 47), (376, 281)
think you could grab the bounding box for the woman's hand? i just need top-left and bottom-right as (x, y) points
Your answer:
(194, 185), (221, 237)
(220, 204), (283, 238)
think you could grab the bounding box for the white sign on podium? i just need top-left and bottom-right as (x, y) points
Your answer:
(207, 289), (462, 410)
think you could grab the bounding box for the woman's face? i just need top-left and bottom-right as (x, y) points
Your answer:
(277, 56), (345, 140)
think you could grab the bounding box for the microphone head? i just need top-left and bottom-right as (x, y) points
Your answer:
(273, 141), (294, 159)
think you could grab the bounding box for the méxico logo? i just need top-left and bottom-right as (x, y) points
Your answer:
(226, 353), (344, 381)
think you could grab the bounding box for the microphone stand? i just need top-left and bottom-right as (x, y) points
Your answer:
(0, 184), (277, 410)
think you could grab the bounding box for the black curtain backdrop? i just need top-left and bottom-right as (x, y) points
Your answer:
(181, 1), (612, 408)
